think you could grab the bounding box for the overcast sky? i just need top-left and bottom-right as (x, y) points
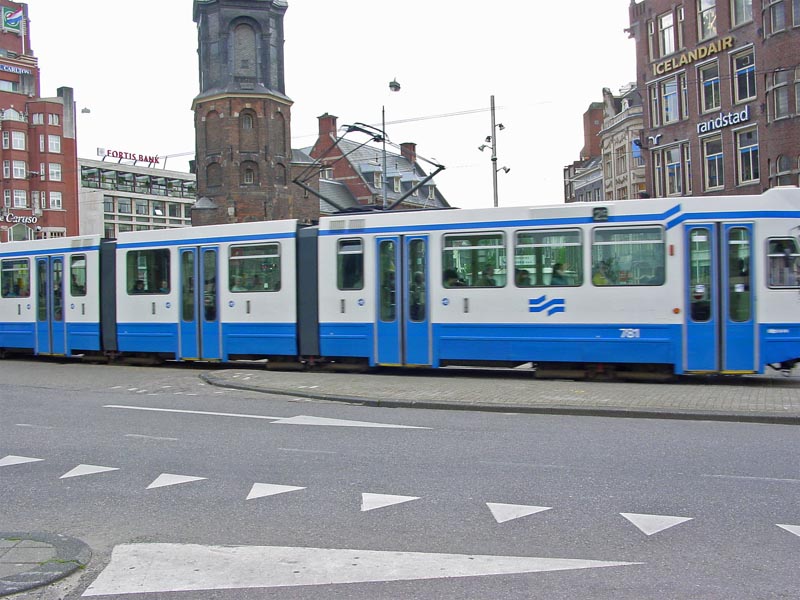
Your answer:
(30, 0), (636, 210)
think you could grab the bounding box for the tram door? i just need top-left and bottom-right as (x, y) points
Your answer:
(179, 247), (221, 360)
(684, 223), (756, 372)
(35, 256), (66, 355)
(375, 236), (430, 366)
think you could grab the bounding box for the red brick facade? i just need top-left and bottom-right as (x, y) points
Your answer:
(0, 1), (79, 242)
(629, 0), (800, 197)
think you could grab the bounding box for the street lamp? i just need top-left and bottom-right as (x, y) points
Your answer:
(382, 78), (401, 209)
(477, 95), (509, 207)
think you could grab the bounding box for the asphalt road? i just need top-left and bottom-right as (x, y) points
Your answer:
(1, 360), (798, 599)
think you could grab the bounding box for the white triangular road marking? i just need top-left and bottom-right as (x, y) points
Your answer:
(0, 455), (43, 467)
(60, 464), (120, 479)
(246, 483), (306, 500)
(361, 493), (420, 512)
(82, 543), (641, 596)
(146, 473), (207, 490)
(777, 524), (800, 538)
(487, 503), (552, 524)
(620, 512), (693, 536)
(271, 415), (429, 429)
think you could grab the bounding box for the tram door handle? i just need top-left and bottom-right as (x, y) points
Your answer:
(463, 298), (469, 313)
(246, 300), (251, 315)
(340, 299), (346, 314)
(17, 304), (21, 316)
(151, 302), (156, 315)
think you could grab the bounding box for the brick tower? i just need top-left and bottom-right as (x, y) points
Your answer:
(192, 0), (305, 225)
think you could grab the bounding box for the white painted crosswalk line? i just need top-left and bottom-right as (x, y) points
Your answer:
(81, 543), (641, 596)
(0, 455), (43, 467)
(246, 483), (305, 500)
(361, 493), (420, 512)
(146, 473), (207, 490)
(777, 524), (800, 538)
(620, 512), (693, 536)
(487, 503), (552, 524)
(60, 464), (120, 479)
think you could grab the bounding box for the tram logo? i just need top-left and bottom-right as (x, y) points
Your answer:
(528, 295), (565, 316)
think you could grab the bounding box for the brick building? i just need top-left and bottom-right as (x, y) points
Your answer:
(0, 1), (78, 242)
(191, 0), (318, 226)
(628, 0), (800, 197)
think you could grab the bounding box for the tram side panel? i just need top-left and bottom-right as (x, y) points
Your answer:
(427, 219), (684, 371)
(0, 237), (103, 357)
(317, 226), (377, 364)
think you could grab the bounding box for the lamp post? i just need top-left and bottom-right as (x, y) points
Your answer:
(382, 79), (401, 209)
(478, 95), (509, 207)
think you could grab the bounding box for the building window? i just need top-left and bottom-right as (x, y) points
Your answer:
(731, 0), (753, 26)
(794, 0), (800, 26)
(393, 177), (401, 193)
(135, 200), (148, 215)
(2, 161), (9, 178)
(665, 147), (683, 195)
(658, 12), (675, 56)
(31, 113), (44, 125)
(118, 198), (132, 214)
(733, 50), (756, 102)
(699, 63), (721, 112)
(703, 136), (724, 189)
(241, 113), (254, 130)
(49, 191), (62, 209)
(768, 0), (787, 33)
(48, 163), (62, 181)
(649, 85), (660, 127)
(677, 6), (686, 48)
(48, 135), (61, 153)
(615, 146), (627, 173)
(12, 161), (26, 179)
(795, 67), (800, 113)
(698, 0), (717, 40)
(11, 131), (24, 150)
(684, 143), (693, 194)
(775, 155), (794, 185)
(653, 151), (664, 196)
(769, 70), (791, 120)
(48, 114), (60, 126)
(3, 189), (9, 207)
(241, 162), (258, 185)
(1, 131), (7, 149)
(243, 168), (255, 184)
(736, 129), (759, 184)
(13, 190), (26, 208)
(647, 20), (656, 61)
(661, 77), (680, 124)
(319, 167), (333, 180)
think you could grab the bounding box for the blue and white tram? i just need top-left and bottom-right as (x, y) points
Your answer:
(111, 220), (298, 361)
(1, 188), (799, 377)
(319, 187), (800, 375)
(0, 235), (102, 357)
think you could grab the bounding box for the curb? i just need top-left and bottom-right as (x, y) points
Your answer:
(200, 372), (800, 426)
(0, 533), (91, 597)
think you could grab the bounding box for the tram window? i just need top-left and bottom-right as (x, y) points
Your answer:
(689, 228), (712, 322)
(1, 258), (30, 297)
(379, 240), (396, 321)
(228, 244), (281, 292)
(337, 239), (364, 290)
(515, 229), (582, 287)
(728, 228), (751, 322)
(767, 238), (800, 288)
(126, 249), (170, 295)
(591, 227), (665, 286)
(70, 255), (87, 296)
(442, 232), (506, 288)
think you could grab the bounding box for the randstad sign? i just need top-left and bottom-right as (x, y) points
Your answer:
(696, 105), (751, 134)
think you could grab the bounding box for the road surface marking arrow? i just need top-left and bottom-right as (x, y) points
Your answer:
(487, 503), (552, 523)
(82, 543), (641, 596)
(246, 483), (306, 500)
(777, 524), (800, 538)
(620, 512), (693, 536)
(60, 464), (120, 479)
(0, 455), (43, 467)
(146, 473), (207, 490)
(361, 493), (420, 512)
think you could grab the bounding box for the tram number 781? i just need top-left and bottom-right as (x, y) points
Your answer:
(619, 328), (641, 338)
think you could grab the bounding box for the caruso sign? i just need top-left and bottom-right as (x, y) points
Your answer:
(653, 36), (734, 76)
(696, 105), (751, 134)
(3, 213), (38, 224)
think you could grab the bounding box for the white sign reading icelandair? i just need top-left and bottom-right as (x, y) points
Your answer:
(696, 105), (750, 134)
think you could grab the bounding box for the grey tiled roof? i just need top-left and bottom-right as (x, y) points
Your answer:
(319, 180), (358, 214)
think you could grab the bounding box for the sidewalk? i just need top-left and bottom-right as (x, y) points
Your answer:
(201, 367), (800, 425)
(0, 533), (90, 597)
